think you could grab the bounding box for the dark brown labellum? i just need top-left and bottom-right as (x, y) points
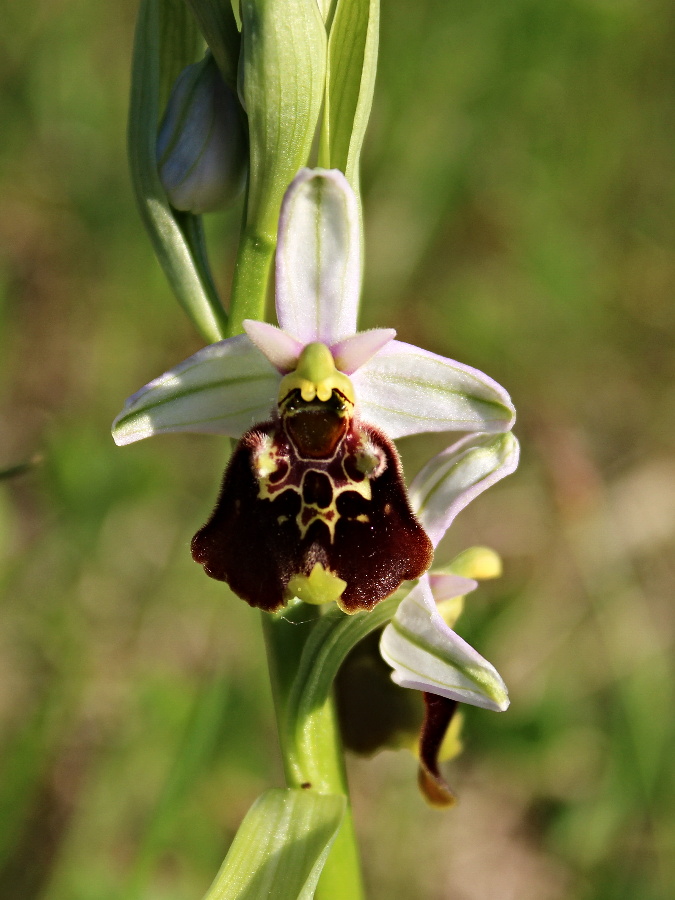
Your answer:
(191, 394), (433, 613)
(418, 693), (458, 808)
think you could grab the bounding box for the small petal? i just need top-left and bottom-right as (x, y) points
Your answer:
(352, 340), (516, 439)
(380, 578), (509, 711)
(112, 335), (279, 445)
(409, 432), (520, 547)
(276, 169), (360, 345)
(243, 319), (303, 373)
(330, 328), (396, 375)
(428, 573), (477, 603)
(428, 573), (476, 630)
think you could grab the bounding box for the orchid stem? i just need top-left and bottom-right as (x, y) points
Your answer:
(263, 609), (366, 900)
(227, 227), (275, 337)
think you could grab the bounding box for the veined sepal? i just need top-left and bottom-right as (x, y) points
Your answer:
(410, 431), (520, 544)
(380, 576), (509, 711)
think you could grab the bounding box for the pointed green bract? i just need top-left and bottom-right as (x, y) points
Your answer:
(228, 0), (328, 333)
(128, 0), (228, 342)
(201, 788), (345, 900)
(183, 0), (241, 88)
(322, 0), (379, 190)
(240, 0), (327, 242)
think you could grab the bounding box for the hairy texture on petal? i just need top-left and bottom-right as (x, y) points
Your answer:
(112, 335), (279, 445)
(276, 169), (360, 345)
(243, 319), (303, 373)
(191, 420), (432, 612)
(380, 578), (509, 710)
(330, 328), (396, 375)
(409, 432), (520, 547)
(352, 340), (516, 438)
(418, 694), (458, 808)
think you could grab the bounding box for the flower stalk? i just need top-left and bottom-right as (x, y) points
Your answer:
(263, 606), (366, 900)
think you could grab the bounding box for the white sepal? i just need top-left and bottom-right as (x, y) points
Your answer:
(276, 168), (361, 346)
(380, 578), (509, 711)
(410, 432), (520, 547)
(112, 335), (279, 445)
(352, 340), (516, 439)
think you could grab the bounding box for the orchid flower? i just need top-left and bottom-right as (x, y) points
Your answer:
(335, 431), (518, 807)
(113, 168), (515, 618)
(378, 429), (519, 805)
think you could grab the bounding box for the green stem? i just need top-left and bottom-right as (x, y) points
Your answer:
(227, 227), (276, 337)
(263, 609), (366, 900)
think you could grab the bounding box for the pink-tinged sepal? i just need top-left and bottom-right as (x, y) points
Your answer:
(242, 320), (303, 373)
(330, 329), (396, 375)
(191, 416), (432, 613)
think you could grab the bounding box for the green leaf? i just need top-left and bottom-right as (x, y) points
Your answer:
(322, 0), (379, 189)
(202, 788), (345, 900)
(183, 0), (241, 88)
(128, 0), (228, 342)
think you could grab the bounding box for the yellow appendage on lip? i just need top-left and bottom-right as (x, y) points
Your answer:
(278, 342), (355, 405)
(286, 562), (347, 605)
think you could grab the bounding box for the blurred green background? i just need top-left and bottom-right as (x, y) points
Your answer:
(1, 0), (674, 898)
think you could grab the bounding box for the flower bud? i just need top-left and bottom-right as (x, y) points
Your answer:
(335, 630), (465, 763)
(157, 54), (247, 214)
